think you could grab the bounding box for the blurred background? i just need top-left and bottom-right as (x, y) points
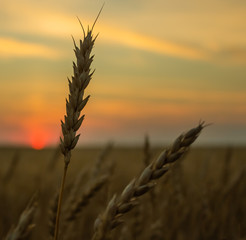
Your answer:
(0, 0), (246, 148)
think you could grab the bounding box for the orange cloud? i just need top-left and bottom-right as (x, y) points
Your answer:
(98, 25), (208, 61)
(0, 37), (63, 59)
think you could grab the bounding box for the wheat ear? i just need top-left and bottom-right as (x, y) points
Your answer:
(91, 142), (114, 178)
(92, 122), (205, 240)
(3, 150), (20, 184)
(65, 174), (109, 222)
(53, 10), (101, 239)
(143, 134), (151, 166)
(48, 191), (59, 238)
(5, 196), (37, 240)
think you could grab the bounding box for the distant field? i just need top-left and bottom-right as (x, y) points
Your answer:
(1, 145), (246, 239)
(1, 145), (245, 188)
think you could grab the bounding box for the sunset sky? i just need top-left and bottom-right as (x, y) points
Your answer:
(0, 0), (246, 148)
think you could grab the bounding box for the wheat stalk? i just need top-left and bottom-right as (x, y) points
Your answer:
(92, 122), (205, 240)
(143, 135), (151, 166)
(53, 6), (103, 239)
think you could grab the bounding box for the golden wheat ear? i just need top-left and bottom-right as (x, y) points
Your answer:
(54, 6), (104, 240)
(92, 122), (205, 240)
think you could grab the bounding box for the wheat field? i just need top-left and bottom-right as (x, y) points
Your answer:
(1, 12), (246, 240)
(0, 145), (246, 239)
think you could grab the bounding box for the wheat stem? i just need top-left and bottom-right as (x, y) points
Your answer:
(54, 163), (68, 240)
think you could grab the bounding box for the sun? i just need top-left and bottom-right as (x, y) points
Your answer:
(30, 131), (46, 150)
(31, 139), (45, 150)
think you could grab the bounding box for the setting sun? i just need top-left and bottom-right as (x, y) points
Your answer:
(30, 131), (47, 150)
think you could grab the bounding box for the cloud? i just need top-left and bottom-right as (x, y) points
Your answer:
(98, 24), (246, 64)
(93, 81), (246, 105)
(97, 24), (208, 61)
(0, 37), (63, 59)
(1, 2), (208, 61)
(1, 2), (246, 64)
(88, 88), (246, 124)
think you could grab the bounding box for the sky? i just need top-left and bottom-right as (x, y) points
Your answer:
(0, 0), (246, 148)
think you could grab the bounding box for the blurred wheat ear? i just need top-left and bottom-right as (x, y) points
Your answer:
(4, 194), (37, 240)
(53, 5), (104, 240)
(3, 150), (20, 184)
